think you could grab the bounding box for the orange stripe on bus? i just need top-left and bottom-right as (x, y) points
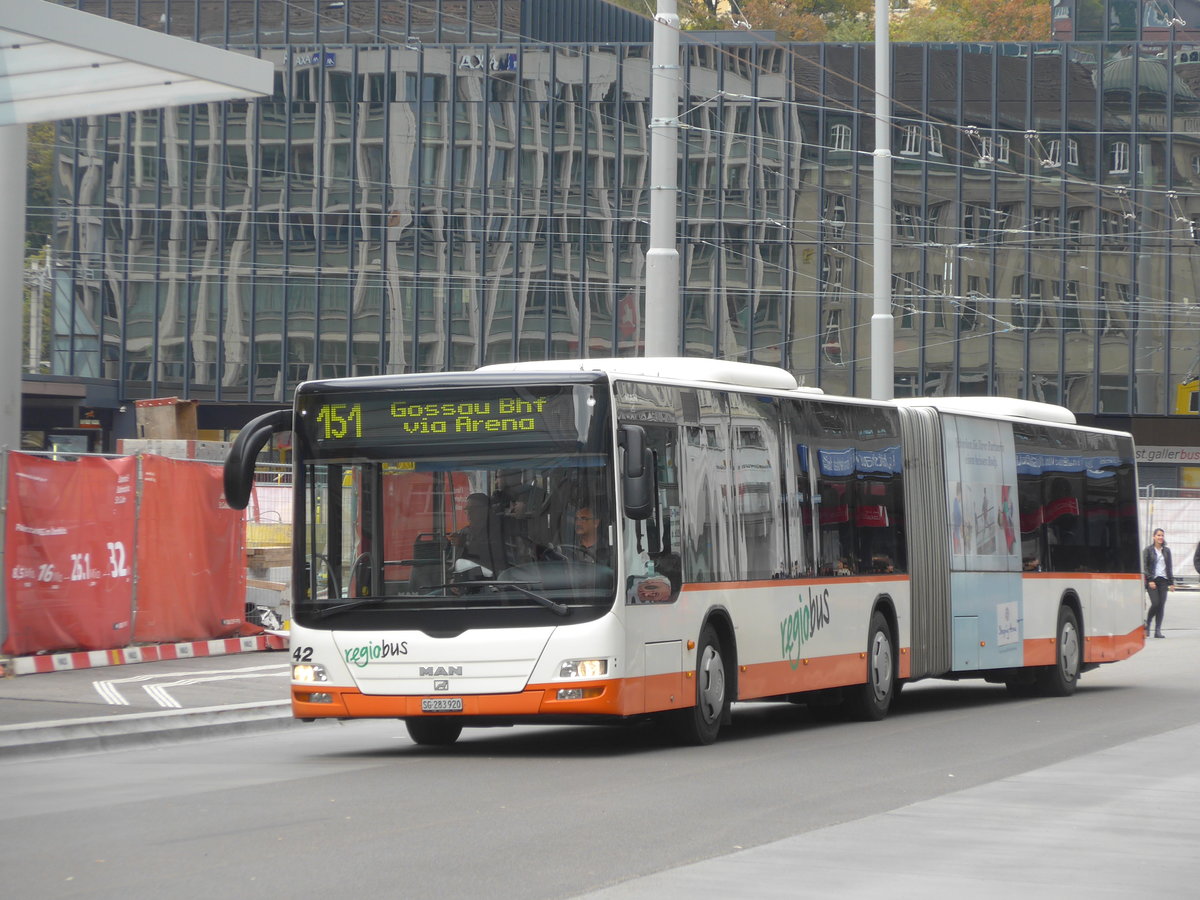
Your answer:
(1083, 626), (1145, 664)
(682, 574), (909, 592)
(292, 676), (685, 720)
(1021, 572), (1143, 580)
(1023, 623), (1144, 666)
(735, 650), (906, 699)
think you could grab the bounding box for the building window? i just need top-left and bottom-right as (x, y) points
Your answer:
(1067, 138), (1079, 167)
(1044, 139), (1062, 168)
(894, 202), (920, 238)
(928, 273), (946, 328)
(901, 123), (922, 155)
(830, 123), (852, 152)
(1033, 206), (1061, 241)
(928, 126), (943, 157)
(963, 204), (991, 242)
(1110, 141), (1130, 174)
(1067, 208), (1084, 245)
(1011, 276), (1043, 330)
(979, 134), (1010, 165)
(925, 203), (943, 243)
(978, 135), (994, 164)
(1060, 281), (1083, 332)
(1011, 277), (1029, 330)
(823, 195), (847, 238)
(822, 310), (843, 364)
(1101, 209), (1130, 247)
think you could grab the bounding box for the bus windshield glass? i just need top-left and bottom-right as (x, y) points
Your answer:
(293, 382), (616, 629)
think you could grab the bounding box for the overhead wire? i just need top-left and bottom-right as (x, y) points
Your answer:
(32, 1), (1200, 375)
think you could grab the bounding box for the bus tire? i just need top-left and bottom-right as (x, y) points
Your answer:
(670, 624), (728, 745)
(405, 717), (464, 746)
(847, 611), (896, 721)
(1036, 605), (1081, 697)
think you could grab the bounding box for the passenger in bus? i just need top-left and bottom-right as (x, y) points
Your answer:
(493, 469), (551, 555)
(453, 493), (502, 577)
(629, 574), (674, 604)
(493, 469), (546, 518)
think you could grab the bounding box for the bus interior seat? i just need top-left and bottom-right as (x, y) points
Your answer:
(407, 533), (445, 590)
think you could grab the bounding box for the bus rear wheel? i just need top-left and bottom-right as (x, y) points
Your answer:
(1036, 605), (1081, 697)
(670, 624), (729, 745)
(847, 611), (896, 721)
(405, 717), (463, 746)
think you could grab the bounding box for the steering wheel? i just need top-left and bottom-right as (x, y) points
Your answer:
(552, 544), (595, 562)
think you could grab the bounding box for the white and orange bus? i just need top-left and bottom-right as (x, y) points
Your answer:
(224, 358), (1145, 746)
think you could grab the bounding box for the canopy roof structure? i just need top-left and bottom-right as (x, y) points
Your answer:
(0, 0), (272, 125)
(0, 0), (273, 465)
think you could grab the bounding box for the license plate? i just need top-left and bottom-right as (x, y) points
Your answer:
(421, 698), (463, 712)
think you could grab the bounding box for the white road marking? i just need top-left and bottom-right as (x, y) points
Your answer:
(92, 664), (288, 707)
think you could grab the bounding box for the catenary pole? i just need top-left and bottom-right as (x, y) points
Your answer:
(871, 0), (895, 399)
(645, 0), (681, 356)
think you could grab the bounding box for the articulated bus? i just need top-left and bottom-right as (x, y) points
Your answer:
(224, 358), (1144, 746)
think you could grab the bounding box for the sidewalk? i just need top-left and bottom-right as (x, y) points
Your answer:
(0, 640), (296, 758)
(583, 594), (1200, 899)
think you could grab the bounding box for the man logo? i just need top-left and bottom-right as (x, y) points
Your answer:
(419, 666), (463, 677)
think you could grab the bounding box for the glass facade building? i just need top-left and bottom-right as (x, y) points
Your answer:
(34, 1), (1200, 460)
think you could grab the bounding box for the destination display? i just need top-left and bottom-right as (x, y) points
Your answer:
(297, 386), (587, 452)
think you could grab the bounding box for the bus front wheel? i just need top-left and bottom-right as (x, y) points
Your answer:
(405, 717), (463, 746)
(670, 624), (729, 745)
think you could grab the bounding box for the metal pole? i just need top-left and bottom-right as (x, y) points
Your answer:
(871, 0), (894, 400)
(645, 0), (681, 357)
(0, 125), (28, 451)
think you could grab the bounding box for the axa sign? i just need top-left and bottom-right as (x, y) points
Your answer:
(458, 52), (517, 72)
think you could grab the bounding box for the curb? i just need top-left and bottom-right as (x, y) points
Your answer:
(0, 699), (298, 758)
(3, 633), (288, 676)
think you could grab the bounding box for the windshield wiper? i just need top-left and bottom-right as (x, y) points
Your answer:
(313, 595), (396, 619)
(313, 581), (571, 618)
(419, 580), (571, 617)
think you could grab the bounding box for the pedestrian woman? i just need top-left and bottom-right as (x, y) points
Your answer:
(1142, 528), (1174, 639)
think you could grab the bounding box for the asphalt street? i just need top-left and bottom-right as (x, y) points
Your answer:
(1, 595), (1198, 898)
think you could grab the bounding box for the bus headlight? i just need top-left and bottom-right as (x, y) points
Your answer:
(559, 658), (608, 678)
(293, 663), (329, 683)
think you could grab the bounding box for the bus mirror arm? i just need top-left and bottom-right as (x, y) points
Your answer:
(223, 409), (292, 510)
(619, 425), (655, 520)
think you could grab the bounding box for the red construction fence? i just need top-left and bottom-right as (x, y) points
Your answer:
(2, 451), (249, 658)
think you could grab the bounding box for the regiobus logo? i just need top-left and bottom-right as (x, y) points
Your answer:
(779, 588), (832, 671)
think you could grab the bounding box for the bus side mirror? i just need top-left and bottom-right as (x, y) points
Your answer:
(223, 409), (292, 510)
(619, 424), (655, 520)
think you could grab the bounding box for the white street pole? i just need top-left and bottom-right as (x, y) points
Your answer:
(871, 0), (895, 400)
(645, 0), (681, 357)
(0, 125), (28, 452)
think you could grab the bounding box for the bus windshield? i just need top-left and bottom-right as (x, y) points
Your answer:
(293, 380), (617, 628)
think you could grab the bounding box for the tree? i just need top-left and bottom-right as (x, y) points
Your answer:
(738, 0), (862, 41)
(892, 0), (1052, 42)
(610, 0), (1053, 42)
(26, 121), (54, 251)
(608, 0), (872, 40)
